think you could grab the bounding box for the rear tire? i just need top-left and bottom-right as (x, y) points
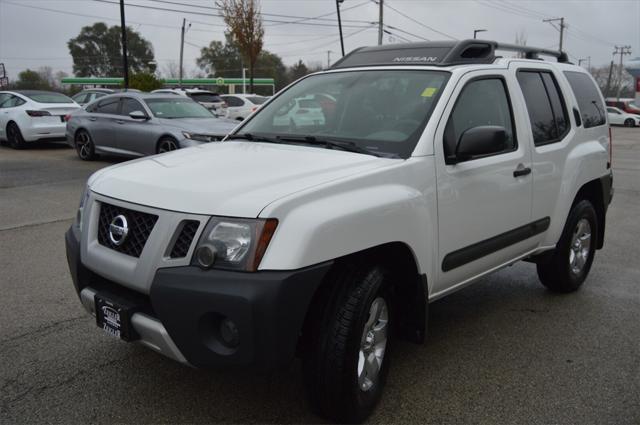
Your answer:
(624, 118), (635, 127)
(156, 137), (178, 154)
(303, 263), (393, 423)
(537, 200), (598, 293)
(75, 129), (96, 160)
(7, 122), (26, 149)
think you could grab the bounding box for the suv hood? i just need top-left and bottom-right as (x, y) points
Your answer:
(89, 141), (394, 217)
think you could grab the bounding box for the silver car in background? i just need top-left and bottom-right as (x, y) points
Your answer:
(66, 92), (238, 160)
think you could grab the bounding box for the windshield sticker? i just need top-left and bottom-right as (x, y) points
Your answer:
(421, 87), (438, 97)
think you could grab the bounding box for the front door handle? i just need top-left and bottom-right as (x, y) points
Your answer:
(115, 120), (125, 124)
(513, 164), (532, 178)
(88, 117), (97, 121)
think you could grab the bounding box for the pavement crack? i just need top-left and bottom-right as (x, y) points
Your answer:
(0, 216), (74, 232)
(1, 354), (137, 408)
(0, 315), (86, 346)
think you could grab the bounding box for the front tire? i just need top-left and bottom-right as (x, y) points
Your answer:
(624, 118), (635, 127)
(7, 122), (26, 149)
(303, 263), (393, 423)
(537, 200), (598, 293)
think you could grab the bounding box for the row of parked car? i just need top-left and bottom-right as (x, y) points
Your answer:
(0, 88), (269, 158)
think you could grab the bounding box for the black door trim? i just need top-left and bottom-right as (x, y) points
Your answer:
(442, 217), (550, 272)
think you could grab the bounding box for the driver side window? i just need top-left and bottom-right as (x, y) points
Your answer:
(444, 77), (516, 160)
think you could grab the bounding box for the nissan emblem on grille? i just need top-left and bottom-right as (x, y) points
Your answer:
(109, 215), (129, 246)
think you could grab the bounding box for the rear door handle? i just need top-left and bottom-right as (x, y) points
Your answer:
(88, 117), (97, 121)
(115, 120), (125, 124)
(513, 164), (532, 178)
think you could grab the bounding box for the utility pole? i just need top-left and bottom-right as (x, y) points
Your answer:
(578, 58), (586, 67)
(327, 50), (333, 68)
(336, 0), (345, 57)
(605, 55), (615, 98)
(543, 17), (565, 52)
(614, 45), (632, 101)
(378, 0), (384, 45)
(179, 18), (186, 89)
(119, 0), (129, 90)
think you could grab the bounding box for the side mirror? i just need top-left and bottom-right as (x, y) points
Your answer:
(129, 110), (149, 120)
(454, 125), (507, 162)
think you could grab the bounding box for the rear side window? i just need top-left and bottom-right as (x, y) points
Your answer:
(94, 97), (120, 114)
(223, 96), (244, 107)
(563, 71), (606, 128)
(247, 96), (267, 104)
(189, 93), (222, 103)
(444, 77), (516, 159)
(72, 93), (87, 104)
(517, 71), (569, 145)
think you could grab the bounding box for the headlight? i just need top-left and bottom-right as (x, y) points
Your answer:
(182, 132), (221, 143)
(192, 217), (278, 271)
(76, 185), (90, 230)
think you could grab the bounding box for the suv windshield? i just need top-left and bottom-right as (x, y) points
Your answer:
(145, 98), (214, 119)
(238, 70), (449, 158)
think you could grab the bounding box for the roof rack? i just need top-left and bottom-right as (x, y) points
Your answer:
(330, 39), (570, 69)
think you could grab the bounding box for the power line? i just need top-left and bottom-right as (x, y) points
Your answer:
(383, 24), (429, 42)
(92, 0), (375, 28)
(148, 0), (373, 25)
(383, 1), (456, 40)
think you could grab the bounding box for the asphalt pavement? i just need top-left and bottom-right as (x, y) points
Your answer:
(1, 129), (639, 424)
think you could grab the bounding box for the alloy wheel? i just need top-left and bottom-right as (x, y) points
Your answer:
(569, 218), (592, 275)
(158, 139), (178, 153)
(357, 297), (389, 392)
(75, 131), (92, 159)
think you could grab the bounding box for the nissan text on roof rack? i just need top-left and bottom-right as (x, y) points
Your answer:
(65, 40), (613, 422)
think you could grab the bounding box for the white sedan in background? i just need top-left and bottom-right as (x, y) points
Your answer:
(0, 90), (81, 149)
(607, 106), (640, 127)
(221, 94), (269, 121)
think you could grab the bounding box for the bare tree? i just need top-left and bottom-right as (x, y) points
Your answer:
(590, 64), (634, 98)
(217, 0), (264, 92)
(161, 61), (181, 79)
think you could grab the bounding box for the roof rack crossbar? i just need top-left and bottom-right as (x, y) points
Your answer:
(330, 39), (570, 69)
(494, 42), (569, 63)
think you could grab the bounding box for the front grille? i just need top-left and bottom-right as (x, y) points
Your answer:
(97, 203), (158, 258)
(169, 220), (200, 258)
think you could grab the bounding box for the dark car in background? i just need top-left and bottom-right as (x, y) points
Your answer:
(66, 92), (238, 160)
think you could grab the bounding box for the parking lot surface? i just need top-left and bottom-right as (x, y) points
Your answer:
(1, 129), (639, 424)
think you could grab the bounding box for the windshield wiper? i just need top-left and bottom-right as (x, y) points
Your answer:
(274, 135), (381, 157)
(228, 133), (280, 144)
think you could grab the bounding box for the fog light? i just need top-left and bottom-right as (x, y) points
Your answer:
(195, 244), (217, 269)
(219, 318), (240, 348)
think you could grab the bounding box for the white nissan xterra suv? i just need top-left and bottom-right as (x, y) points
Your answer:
(65, 40), (613, 422)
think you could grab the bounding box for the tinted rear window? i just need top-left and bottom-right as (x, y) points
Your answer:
(563, 71), (606, 128)
(22, 92), (74, 104)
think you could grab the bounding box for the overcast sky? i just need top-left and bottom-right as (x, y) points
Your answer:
(0, 0), (638, 81)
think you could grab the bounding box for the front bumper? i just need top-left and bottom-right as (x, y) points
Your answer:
(65, 226), (332, 371)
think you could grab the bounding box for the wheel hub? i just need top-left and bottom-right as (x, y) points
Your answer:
(569, 218), (591, 275)
(357, 297), (388, 392)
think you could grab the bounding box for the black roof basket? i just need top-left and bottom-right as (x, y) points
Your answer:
(330, 39), (570, 69)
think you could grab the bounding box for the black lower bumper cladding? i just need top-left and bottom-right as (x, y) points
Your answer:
(65, 227), (333, 371)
